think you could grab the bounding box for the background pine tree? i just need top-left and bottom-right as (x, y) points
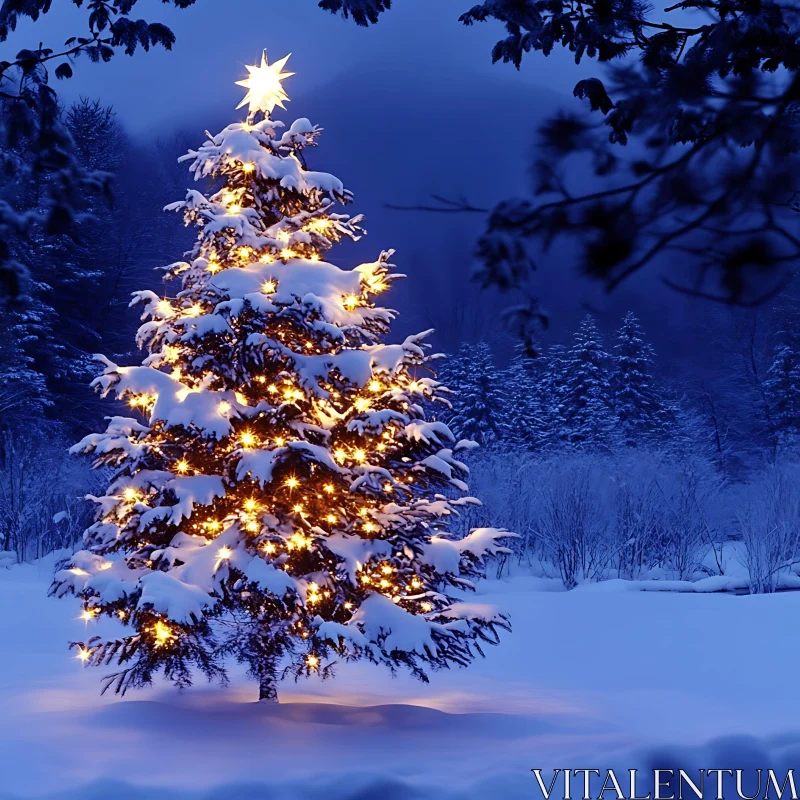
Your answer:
(764, 321), (800, 451)
(442, 341), (507, 447)
(613, 312), (667, 448)
(560, 315), (615, 451)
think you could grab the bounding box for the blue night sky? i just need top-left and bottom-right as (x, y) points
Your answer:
(18, 0), (588, 135)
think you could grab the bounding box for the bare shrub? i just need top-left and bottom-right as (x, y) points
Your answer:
(737, 463), (800, 594)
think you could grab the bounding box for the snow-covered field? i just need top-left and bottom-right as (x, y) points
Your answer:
(2, 555), (799, 800)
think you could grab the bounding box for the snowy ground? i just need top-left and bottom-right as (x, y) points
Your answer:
(2, 556), (799, 800)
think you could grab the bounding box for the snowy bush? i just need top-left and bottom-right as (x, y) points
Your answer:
(461, 448), (727, 587)
(529, 455), (616, 588)
(736, 463), (800, 594)
(451, 448), (541, 573)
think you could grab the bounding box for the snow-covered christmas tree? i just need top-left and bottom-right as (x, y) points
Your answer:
(51, 52), (512, 701)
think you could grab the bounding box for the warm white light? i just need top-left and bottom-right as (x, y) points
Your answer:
(236, 50), (294, 116)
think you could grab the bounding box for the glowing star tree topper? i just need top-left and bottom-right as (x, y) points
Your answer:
(235, 50), (294, 118)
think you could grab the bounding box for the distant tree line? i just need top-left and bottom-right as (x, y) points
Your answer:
(441, 309), (800, 467)
(0, 97), (191, 560)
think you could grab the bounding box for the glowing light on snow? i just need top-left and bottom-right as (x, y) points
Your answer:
(236, 50), (294, 117)
(218, 546), (232, 560)
(175, 459), (190, 474)
(343, 294), (359, 311)
(306, 654), (319, 669)
(262, 279), (277, 293)
(76, 647), (91, 662)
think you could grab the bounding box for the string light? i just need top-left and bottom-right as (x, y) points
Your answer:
(242, 162), (256, 172)
(343, 294), (359, 311)
(240, 431), (256, 448)
(306, 654), (319, 669)
(175, 459), (190, 474)
(123, 487), (139, 502)
(151, 620), (176, 648)
(218, 401), (231, 415)
(76, 647), (91, 662)
(262, 279), (277, 293)
(285, 477), (299, 490)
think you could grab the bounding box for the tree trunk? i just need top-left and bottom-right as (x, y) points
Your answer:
(258, 659), (279, 703)
(259, 676), (278, 702)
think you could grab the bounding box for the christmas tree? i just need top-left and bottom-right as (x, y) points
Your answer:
(51, 53), (512, 701)
(441, 341), (506, 447)
(560, 315), (615, 450)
